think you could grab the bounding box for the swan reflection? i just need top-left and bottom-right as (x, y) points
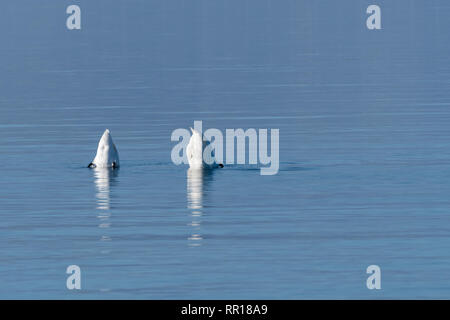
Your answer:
(93, 168), (119, 241)
(187, 168), (213, 247)
(92, 167), (119, 294)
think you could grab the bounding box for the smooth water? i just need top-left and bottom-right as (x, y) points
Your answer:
(1, 0), (450, 299)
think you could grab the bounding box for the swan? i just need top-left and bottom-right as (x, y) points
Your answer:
(88, 129), (120, 169)
(186, 128), (223, 169)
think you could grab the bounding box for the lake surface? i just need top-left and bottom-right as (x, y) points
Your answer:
(1, 0), (450, 299)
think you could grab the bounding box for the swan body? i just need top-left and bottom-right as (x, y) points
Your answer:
(88, 129), (120, 169)
(186, 128), (223, 169)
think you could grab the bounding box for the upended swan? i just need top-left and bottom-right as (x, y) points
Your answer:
(186, 128), (223, 169)
(88, 129), (120, 169)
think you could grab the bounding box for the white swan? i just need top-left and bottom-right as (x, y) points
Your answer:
(88, 129), (120, 169)
(186, 128), (223, 169)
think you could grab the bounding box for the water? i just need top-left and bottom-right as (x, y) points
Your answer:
(1, 0), (450, 299)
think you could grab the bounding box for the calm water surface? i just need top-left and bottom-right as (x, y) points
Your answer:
(1, 1), (450, 298)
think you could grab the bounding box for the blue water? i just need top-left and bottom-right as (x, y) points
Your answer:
(1, 0), (450, 299)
